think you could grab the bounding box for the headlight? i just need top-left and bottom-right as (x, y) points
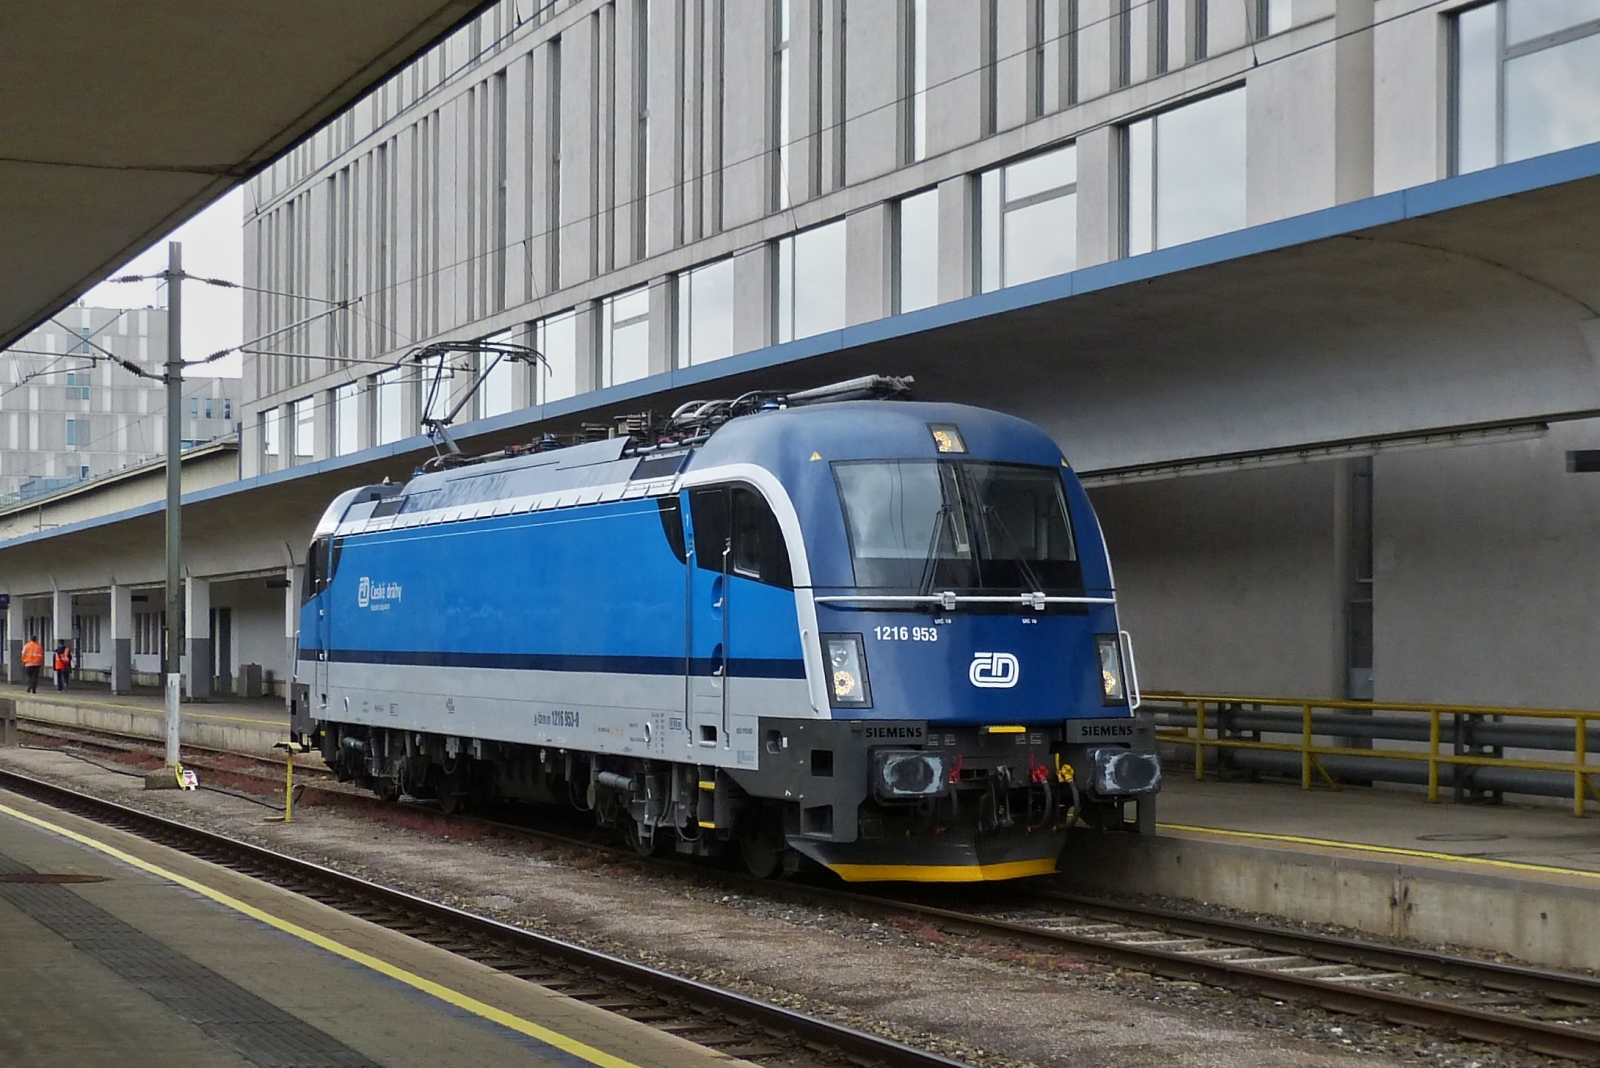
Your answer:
(873, 750), (948, 799)
(823, 633), (872, 707)
(1096, 635), (1126, 704)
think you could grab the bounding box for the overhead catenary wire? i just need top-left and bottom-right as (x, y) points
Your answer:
(105, 272), (348, 304)
(3, 336), (523, 486)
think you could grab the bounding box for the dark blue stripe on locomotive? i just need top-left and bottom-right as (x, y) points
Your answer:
(325, 648), (805, 678)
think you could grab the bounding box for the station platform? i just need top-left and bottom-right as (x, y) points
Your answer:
(2, 681), (290, 753)
(0, 785), (740, 1068)
(1060, 775), (1600, 973)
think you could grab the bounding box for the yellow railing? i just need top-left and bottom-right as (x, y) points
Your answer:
(1143, 691), (1600, 817)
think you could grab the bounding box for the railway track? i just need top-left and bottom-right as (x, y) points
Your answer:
(849, 889), (1600, 1062)
(0, 767), (970, 1068)
(14, 727), (1600, 1062)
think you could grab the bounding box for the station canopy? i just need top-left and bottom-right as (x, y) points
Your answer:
(0, 0), (491, 350)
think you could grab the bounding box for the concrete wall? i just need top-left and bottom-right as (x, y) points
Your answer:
(1375, 422), (1600, 708)
(227, 578), (293, 693)
(1089, 463), (1346, 698)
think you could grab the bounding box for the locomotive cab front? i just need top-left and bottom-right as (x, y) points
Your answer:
(711, 402), (1162, 882)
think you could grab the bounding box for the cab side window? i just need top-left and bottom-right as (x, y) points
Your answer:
(303, 538), (325, 603)
(688, 488), (728, 574)
(303, 536), (343, 601)
(688, 486), (793, 589)
(730, 488), (793, 589)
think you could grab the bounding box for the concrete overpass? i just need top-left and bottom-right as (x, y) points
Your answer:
(0, 0), (492, 349)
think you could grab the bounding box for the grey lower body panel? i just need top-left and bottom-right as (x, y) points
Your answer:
(301, 659), (816, 771)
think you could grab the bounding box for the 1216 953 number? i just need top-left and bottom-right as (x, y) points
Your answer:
(874, 625), (938, 642)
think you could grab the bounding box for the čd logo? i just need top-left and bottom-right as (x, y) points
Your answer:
(969, 652), (1020, 689)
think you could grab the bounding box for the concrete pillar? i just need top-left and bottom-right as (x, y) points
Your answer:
(1333, 0), (1376, 205)
(936, 174), (975, 304)
(845, 203), (891, 327)
(109, 585), (133, 694)
(185, 577), (211, 700)
(647, 276), (675, 376)
(1076, 126), (1119, 269)
(731, 246), (771, 356)
(50, 589), (71, 664)
(5, 597), (22, 684)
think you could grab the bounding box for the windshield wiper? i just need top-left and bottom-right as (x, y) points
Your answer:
(917, 505), (950, 596)
(981, 504), (1045, 595)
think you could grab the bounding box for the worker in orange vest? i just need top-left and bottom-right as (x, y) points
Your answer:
(20, 635), (43, 693)
(52, 642), (72, 691)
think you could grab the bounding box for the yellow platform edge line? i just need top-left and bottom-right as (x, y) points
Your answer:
(0, 800), (644, 1068)
(829, 857), (1057, 883)
(1159, 822), (1600, 881)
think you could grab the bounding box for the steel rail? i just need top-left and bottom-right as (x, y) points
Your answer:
(830, 893), (1600, 1062)
(1032, 890), (1600, 1007)
(0, 768), (972, 1068)
(16, 729), (1600, 1059)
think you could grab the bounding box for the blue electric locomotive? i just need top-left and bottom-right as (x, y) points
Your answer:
(292, 376), (1160, 881)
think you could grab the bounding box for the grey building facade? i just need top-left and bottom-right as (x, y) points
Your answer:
(1, 305), (240, 504)
(209, 0), (1600, 709)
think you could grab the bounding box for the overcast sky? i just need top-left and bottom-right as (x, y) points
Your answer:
(81, 189), (245, 379)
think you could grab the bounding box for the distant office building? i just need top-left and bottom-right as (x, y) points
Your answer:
(0, 305), (241, 503)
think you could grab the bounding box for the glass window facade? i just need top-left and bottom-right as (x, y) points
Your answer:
(774, 0), (792, 210)
(1259, 0), (1292, 36)
(262, 407), (280, 457)
(601, 287), (651, 387)
(1125, 88), (1247, 256)
(1454, 1), (1600, 174)
(534, 310), (578, 402)
(776, 219), (847, 343)
(334, 382), (360, 455)
(980, 144), (1078, 292)
(896, 189), (940, 313)
(375, 369), (404, 445)
(909, 0), (928, 161)
(677, 259), (735, 366)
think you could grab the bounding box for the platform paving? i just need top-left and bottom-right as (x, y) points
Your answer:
(1061, 774), (1600, 972)
(1156, 775), (1600, 877)
(3, 680), (291, 753)
(0, 786), (745, 1068)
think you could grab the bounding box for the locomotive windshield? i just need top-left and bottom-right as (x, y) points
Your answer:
(833, 460), (1080, 593)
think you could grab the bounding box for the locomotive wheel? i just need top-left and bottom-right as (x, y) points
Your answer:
(738, 814), (786, 879)
(373, 777), (399, 803)
(625, 819), (670, 857)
